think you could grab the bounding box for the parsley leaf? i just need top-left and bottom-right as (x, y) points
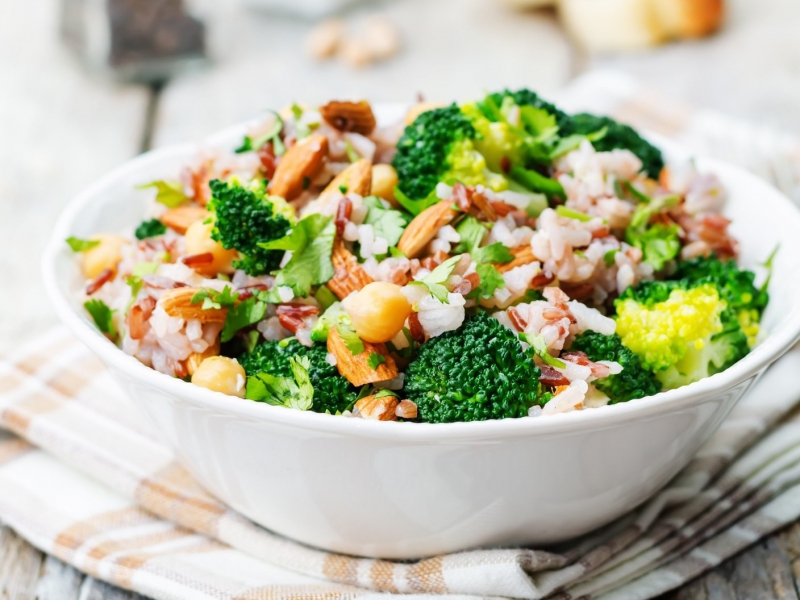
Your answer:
(235, 112), (284, 155)
(222, 297), (267, 343)
(625, 195), (681, 270)
(394, 186), (442, 217)
(373, 388), (399, 399)
(453, 217), (513, 264)
(469, 263), (506, 300)
(125, 275), (144, 313)
(137, 180), (189, 208)
(367, 352), (386, 370)
(65, 237), (99, 252)
(519, 332), (566, 368)
(132, 262), (159, 277)
(363, 196), (410, 248)
(191, 286), (239, 310)
(84, 299), (117, 340)
(604, 249), (619, 268)
(410, 254), (462, 303)
(474, 243), (513, 264)
(259, 214), (336, 298)
(134, 219), (167, 240)
(245, 355), (314, 410)
(336, 322), (365, 355)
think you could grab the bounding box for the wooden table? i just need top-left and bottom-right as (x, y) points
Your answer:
(2, 0), (800, 596)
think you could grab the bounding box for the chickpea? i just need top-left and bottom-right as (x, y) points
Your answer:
(82, 234), (127, 279)
(184, 220), (238, 276)
(191, 356), (246, 398)
(371, 164), (399, 206)
(347, 282), (411, 343)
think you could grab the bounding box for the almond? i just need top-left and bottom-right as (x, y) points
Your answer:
(327, 240), (374, 300)
(395, 399), (418, 419)
(471, 190), (498, 221)
(496, 245), (537, 273)
(160, 205), (209, 235)
(397, 200), (458, 258)
(158, 287), (227, 323)
(320, 159), (372, 199)
(355, 394), (399, 420)
(186, 339), (221, 376)
(327, 328), (399, 386)
(319, 101), (377, 135)
(268, 133), (329, 200)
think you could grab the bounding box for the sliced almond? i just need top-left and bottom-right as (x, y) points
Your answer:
(327, 240), (374, 300)
(268, 133), (329, 200)
(158, 287), (227, 323)
(395, 399), (418, 419)
(471, 190), (498, 222)
(320, 159), (372, 199)
(496, 245), (537, 273)
(397, 200), (458, 258)
(327, 329), (399, 386)
(355, 394), (399, 421)
(186, 339), (221, 376)
(160, 205), (209, 235)
(319, 101), (377, 135)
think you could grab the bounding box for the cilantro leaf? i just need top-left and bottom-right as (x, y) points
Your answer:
(474, 243), (513, 264)
(373, 388), (399, 399)
(336, 322), (365, 355)
(259, 214), (336, 298)
(519, 332), (566, 368)
(548, 127), (607, 160)
(367, 352), (386, 370)
(469, 263), (505, 300)
(125, 276), (143, 314)
(137, 180), (188, 208)
(604, 249), (619, 268)
(625, 195), (681, 270)
(66, 237), (99, 252)
(131, 262), (159, 277)
(135, 218), (167, 240)
(191, 286), (239, 310)
(221, 297), (267, 343)
(245, 355), (314, 411)
(394, 186), (442, 217)
(235, 112), (284, 155)
(410, 254), (462, 303)
(453, 217), (513, 264)
(363, 196), (410, 248)
(84, 299), (117, 340)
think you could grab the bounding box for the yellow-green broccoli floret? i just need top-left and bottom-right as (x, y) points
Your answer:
(615, 284), (729, 389)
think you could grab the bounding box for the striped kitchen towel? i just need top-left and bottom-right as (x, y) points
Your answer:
(2, 72), (800, 600)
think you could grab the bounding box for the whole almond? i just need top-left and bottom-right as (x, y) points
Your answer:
(355, 394), (399, 421)
(327, 328), (398, 386)
(397, 200), (458, 258)
(320, 159), (372, 199)
(327, 240), (374, 300)
(320, 101), (377, 135)
(268, 133), (329, 200)
(160, 205), (209, 235)
(158, 288), (227, 323)
(496, 245), (537, 273)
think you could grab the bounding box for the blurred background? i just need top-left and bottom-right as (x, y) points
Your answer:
(1, 0), (799, 354)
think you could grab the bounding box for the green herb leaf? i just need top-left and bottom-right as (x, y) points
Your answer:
(344, 139), (360, 163)
(310, 302), (348, 343)
(134, 219), (167, 240)
(65, 237), (100, 252)
(603, 249), (619, 268)
(191, 286), (239, 310)
(137, 180), (189, 208)
(453, 216), (488, 255)
(245, 355), (313, 410)
(555, 205), (593, 222)
(393, 186), (442, 217)
(474, 242), (513, 264)
(367, 352), (386, 370)
(373, 388), (399, 399)
(292, 104), (312, 139)
(313, 285), (337, 310)
(336, 322), (365, 355)
(237, 112), (285, 154)
(84, 299), (117, 340)
(363, 196), (410, 248)
(625, 194), (681, 270)
(519, 332), (566, 368)
(125, 275), (143, 314)
(389, 246), (407, 259)
(132, 262), (159, 277)
(244, 330), (260, 354)
(410, 254), (462, 303)
(548, 127), (607, 160)
(259, 214), (336, 298)
(469, 263), (505, 300)
(221, 297), (267, 343)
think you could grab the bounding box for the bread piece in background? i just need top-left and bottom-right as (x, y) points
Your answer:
(559, 0), (666, 52)
(559, 0), (725, 52)
(652, 0), (725, 38)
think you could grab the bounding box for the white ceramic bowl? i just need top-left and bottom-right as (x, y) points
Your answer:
(43, 108), (800, 559)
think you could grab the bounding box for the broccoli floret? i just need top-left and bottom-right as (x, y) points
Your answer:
(208, 179), (292, 276)
(485, 89), (569, 125)
(560, 114), (664, 179)
(403, 312), (544, 423)
(238, 339), (357, 414)
(135, 218), (167, 240)
(671, 255), (769, 315)
(614, 282), (749, 390)
(392, 104), (478, 201)
(571, 331), (661, 403)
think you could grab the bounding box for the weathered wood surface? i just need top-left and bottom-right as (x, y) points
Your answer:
(3, 0), (800, 597)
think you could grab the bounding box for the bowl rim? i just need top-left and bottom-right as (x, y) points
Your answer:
(42, 119), (800, 441)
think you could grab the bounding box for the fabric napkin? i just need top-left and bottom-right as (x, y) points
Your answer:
(3, 72), (800, 600)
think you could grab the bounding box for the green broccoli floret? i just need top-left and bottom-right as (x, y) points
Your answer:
(208, 179), (292, 276)
(403, 312), (544, 423)
(134, 218), (167, 240)
(571, 331), (661, 403)
(392, 104), (478, 201)
(485, 89), (569, 125)
(560, 114), (664, 179)
(671, 255), (769, 315)
(615, 280), (750, 390)
(238, 339), (357, 414)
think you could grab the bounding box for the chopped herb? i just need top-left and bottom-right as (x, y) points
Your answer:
(344, 139), (360, 163)
(191, 286), (239, 310)
(125, 275), (144, 313)
(221, 297), (268, 343)
(367, 352), (386, 370)
(65, 237), (99, 252)
(292, 104), (312, 139)
(339, 184), (348, 194)
(132, 262), (159, 277)
(246, 355), (313, 410)
(236, 111), (285, 154)
(363, 196), (409, 248)
(410, 254), (463, 303)
(314, 285), (337, 310)
(469, 263), (505, 300)
(604, 249), (620, 268)
(135, 219), (167, 240)
(373, 388), (399, 399)
(555, 206), (593, 222)
(519, 332), (566, 368)
(137, 180), (188, 208)
(336, 322), (365, 355)
(84, 299), (117, 340)
(244, 330), (261, 354)
(389, 246), (407, 259)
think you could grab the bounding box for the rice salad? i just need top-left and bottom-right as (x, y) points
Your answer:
(68, 91), (771, 423)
